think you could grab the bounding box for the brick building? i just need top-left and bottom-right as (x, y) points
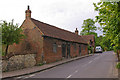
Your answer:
(82, 35), (95, 53)
(9, 6), (93, 64)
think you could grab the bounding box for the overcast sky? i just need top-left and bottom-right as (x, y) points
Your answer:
(0, 0), (102, 36)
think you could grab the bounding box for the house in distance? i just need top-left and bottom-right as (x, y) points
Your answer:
(9, 6), (95, 64)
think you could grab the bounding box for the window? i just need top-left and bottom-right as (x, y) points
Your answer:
(83, 45), (86, 50)
(79, 45), (81, 54)
(53, 43), (57, 53)
(74, 43), (76, 50)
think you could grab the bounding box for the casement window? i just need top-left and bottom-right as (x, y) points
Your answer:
(83, 45), (86, 50)
(53, 43), (57, 53)
(79, 45), (81, 54)
(74, 43), (76, 50)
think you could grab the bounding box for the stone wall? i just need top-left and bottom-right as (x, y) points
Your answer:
(2, 54), (36, 72)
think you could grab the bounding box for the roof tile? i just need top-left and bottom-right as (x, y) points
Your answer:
(31, 18), (87, 44)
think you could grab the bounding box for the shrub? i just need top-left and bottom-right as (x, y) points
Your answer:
(116, 62), (120, 69)
(38, 63), (44, 66)
(2, 52), (5, 56)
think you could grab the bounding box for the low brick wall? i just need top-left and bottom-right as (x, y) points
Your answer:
(2, 54), (36, 72)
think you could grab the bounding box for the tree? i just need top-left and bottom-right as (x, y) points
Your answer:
(95, 36), (103, 47)
(80, 18), (97, 54)
(80, 18), (97, 35)
(93, 1), (120, 60)
(96, 36), (113, 51)
(1, 20), (24, 56)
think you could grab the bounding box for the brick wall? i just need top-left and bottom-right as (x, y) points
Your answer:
(70, 43), (79, 58)
(43, 37), (63, 63)
(70, 43), (88, 57)
(81, 44), (88, 56)
(43, 37), (88, 63)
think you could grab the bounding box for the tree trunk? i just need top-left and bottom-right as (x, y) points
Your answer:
(117, 50), (120, 61)
(5, 44), (9, 56)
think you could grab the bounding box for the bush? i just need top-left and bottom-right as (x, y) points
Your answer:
(88, 45), (92, 53)
(38, 63), (44, 66)
(2, 52), (5, 56)
(116, 62), (120, 69)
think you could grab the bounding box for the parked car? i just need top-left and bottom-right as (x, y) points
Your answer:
(95, 46), (103, 53)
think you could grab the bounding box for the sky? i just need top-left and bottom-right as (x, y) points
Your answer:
(0, 0), (102, 36)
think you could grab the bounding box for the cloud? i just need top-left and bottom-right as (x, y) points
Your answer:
(0, 0), (102, 35)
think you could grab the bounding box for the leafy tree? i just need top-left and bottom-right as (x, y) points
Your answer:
(102, 37), (113, 51)
(80, 18), (97, 54)
(93, 1), (120, 60)
(98, 36), (113, 51)
(1, 20), (24, 56)
(80, 18), (97, 35)
(95, 36), (103, 47)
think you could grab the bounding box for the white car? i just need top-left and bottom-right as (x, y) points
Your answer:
(95, 46), (103, 53)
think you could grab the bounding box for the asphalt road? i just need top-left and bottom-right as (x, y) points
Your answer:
(15, 51), (118, 79)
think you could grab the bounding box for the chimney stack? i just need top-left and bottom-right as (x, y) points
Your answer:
(25, 5), (31, 19)
(75, 28), (78, 35)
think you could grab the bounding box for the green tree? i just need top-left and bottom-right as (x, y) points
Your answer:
(95, 35), (113, 52)
(95, 36), (103, 47)
(1, 20), (24, 56)
(80, 18), (97, 35)
(93, 1), (120, 60)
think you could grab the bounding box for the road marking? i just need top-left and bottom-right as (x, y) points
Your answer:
(66, 70), (78, 78)
(75, 70), (78, 73)
(67, 75), (72, 78)
(93, 57), (99, 61)
(82, 60), (94, 67)
(67, 55), (101, 78)
(88, 61), (92, 64)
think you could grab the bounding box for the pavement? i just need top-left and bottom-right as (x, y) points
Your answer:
(2, 54), (92, 79)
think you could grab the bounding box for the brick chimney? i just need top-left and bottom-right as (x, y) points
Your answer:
(75, 28), (78, 35)
(25, 5), (31, 19)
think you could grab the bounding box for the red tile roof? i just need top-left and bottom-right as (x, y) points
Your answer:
(31, 18), (87, 44)
(81, 35), (95, 42)
(81, 35), (95, 47)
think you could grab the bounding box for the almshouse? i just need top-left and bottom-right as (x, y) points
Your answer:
(9, 6), (95, 64)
